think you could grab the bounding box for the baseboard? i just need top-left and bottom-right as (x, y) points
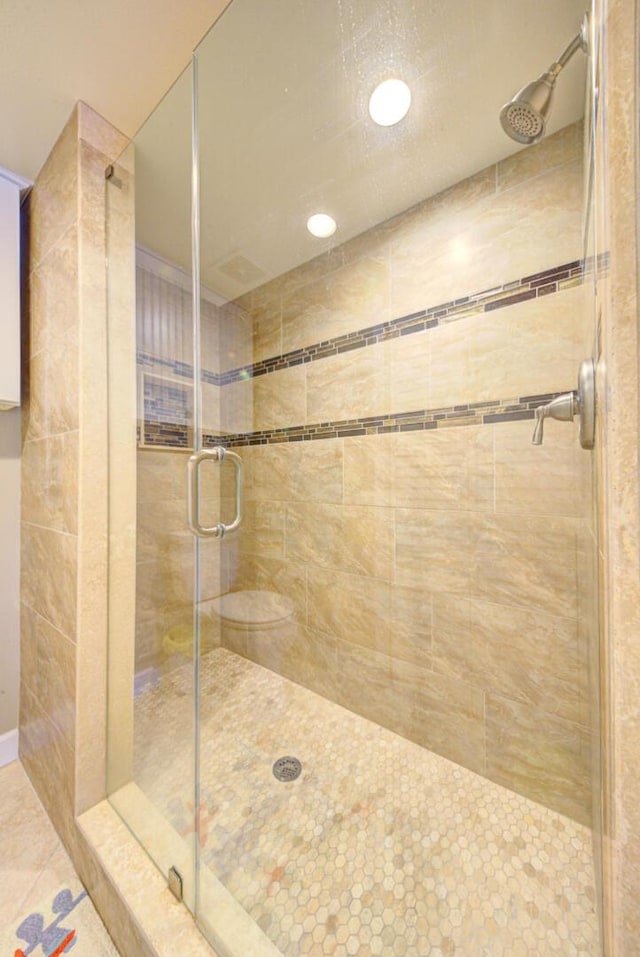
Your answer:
(0, 728), (18, 767)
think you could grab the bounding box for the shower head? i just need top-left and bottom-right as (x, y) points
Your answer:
(500, 71), (557, 145)
(500, 13), (589, 146)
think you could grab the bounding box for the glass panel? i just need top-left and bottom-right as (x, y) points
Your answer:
(193, 1), (603, 954)
(106, 63), (198, 910)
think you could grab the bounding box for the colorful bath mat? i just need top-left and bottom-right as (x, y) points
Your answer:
(2, 882), (118, 957)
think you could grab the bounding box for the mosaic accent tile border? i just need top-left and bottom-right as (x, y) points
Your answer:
(137, 254), (610, 393)
(218, 253), (609, 385)
(205, 392), (562, 448)
(141, 421), (192, 448)
(138, 392), (564, 450)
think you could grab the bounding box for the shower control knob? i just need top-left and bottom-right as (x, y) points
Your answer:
(577, 358), (595, 450)
(531, 358), (595, 449)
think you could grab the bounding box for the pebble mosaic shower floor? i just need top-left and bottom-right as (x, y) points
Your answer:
(134, 648), (600, 957)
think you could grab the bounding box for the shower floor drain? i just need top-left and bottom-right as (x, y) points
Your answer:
(272, 756), (302, 782)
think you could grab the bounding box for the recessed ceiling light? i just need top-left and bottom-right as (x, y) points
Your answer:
(369, 78), (412, 127)
(307, 213), (337, 238)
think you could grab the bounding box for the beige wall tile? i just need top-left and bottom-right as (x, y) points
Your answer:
(250, 285), (282, 362)
(240, 444), (289, 503)
(137, 501), (189, 564)
(488, 157), (583, 280)
(426, 318), (472, 409)
(23, 331), (80, 441)
(485, 693), (591, 825)
(283, 627), (337, 701)
(135, 559), (165, 624)
(21, 523), (78, 640)
(390, 156), (581, 322)
(279, 246), (345, 300)
(466, 283), (586, 404)
(253, 366), (306, 432)
(21, 603), (77, 745)
(239, 622), (336, 702)
(19, 683), (77, 852)
(78, 102), (128, 163)
(21, 431), (79, 534)
(397, 660), (486, 775)
(288, 439), (344, 503)
(134, 618), (167, 670)
(472, 512), (579, 618)
(334, 640), (401, 734)
(306, 342), (391, 423)
(218, 299), (253, 372)
(494, 420), (586, 518)
(137, 449), (190, 502)
(395, 508), (477, 595)
(47, 332), (80, 434)
(396, 508), (578, 618)
(393, 426), (493, 510)
(241, 500), (286, 559)
(22, 352), (48, 443)
(28, 110), (79, 268)
(388, 167), (497, 320)
(281, 256), (389, 353)
(432, 595), (586, 726)
(496, 122), (583, 192)
(421, 281), (587, 412)
(29, 225), (79, 360)
(244, 439), (343, 505)
(286, 502), (394, 580)
(200, 303), (221, 375)
(390, 584), (433, 665)
(389, 327), (430, 413)
(219, 377), (253, 435)
(202, 382), (222, 434)
(343, 434), (394, 507)
(307, 567), (431, 668)
(229, 555), (307, 625)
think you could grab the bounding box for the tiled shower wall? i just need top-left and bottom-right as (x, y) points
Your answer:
(138, 121), (596, 825)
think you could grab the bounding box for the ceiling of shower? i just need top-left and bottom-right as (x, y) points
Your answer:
(133, 0), (589, 301)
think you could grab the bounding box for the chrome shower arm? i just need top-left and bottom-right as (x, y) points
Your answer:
(553, 22), (588, 72)
(500, 12), (589, 145)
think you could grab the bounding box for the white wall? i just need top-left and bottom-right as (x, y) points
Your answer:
(0, 407), (21, 739)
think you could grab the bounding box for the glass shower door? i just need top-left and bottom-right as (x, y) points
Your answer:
(106, 62), (200, 913)
(101, 0), (604, 950)
(186, 1), (603, 955)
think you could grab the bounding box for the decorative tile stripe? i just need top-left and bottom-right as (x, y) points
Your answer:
(217, 253), (609, 385)
(141, 422), (192, 448)
(138, 393), (565, 450)
(137, 254), (609, 391)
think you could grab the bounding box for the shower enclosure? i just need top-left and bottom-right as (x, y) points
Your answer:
(105, 1), (604, 953)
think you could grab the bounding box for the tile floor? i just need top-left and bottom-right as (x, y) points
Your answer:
(133, 648), (601, 957)
(0, 760), (120, 957)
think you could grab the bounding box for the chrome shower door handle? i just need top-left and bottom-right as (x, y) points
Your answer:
(187, 447), (243, 538)
(222, 448), (243, 535)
